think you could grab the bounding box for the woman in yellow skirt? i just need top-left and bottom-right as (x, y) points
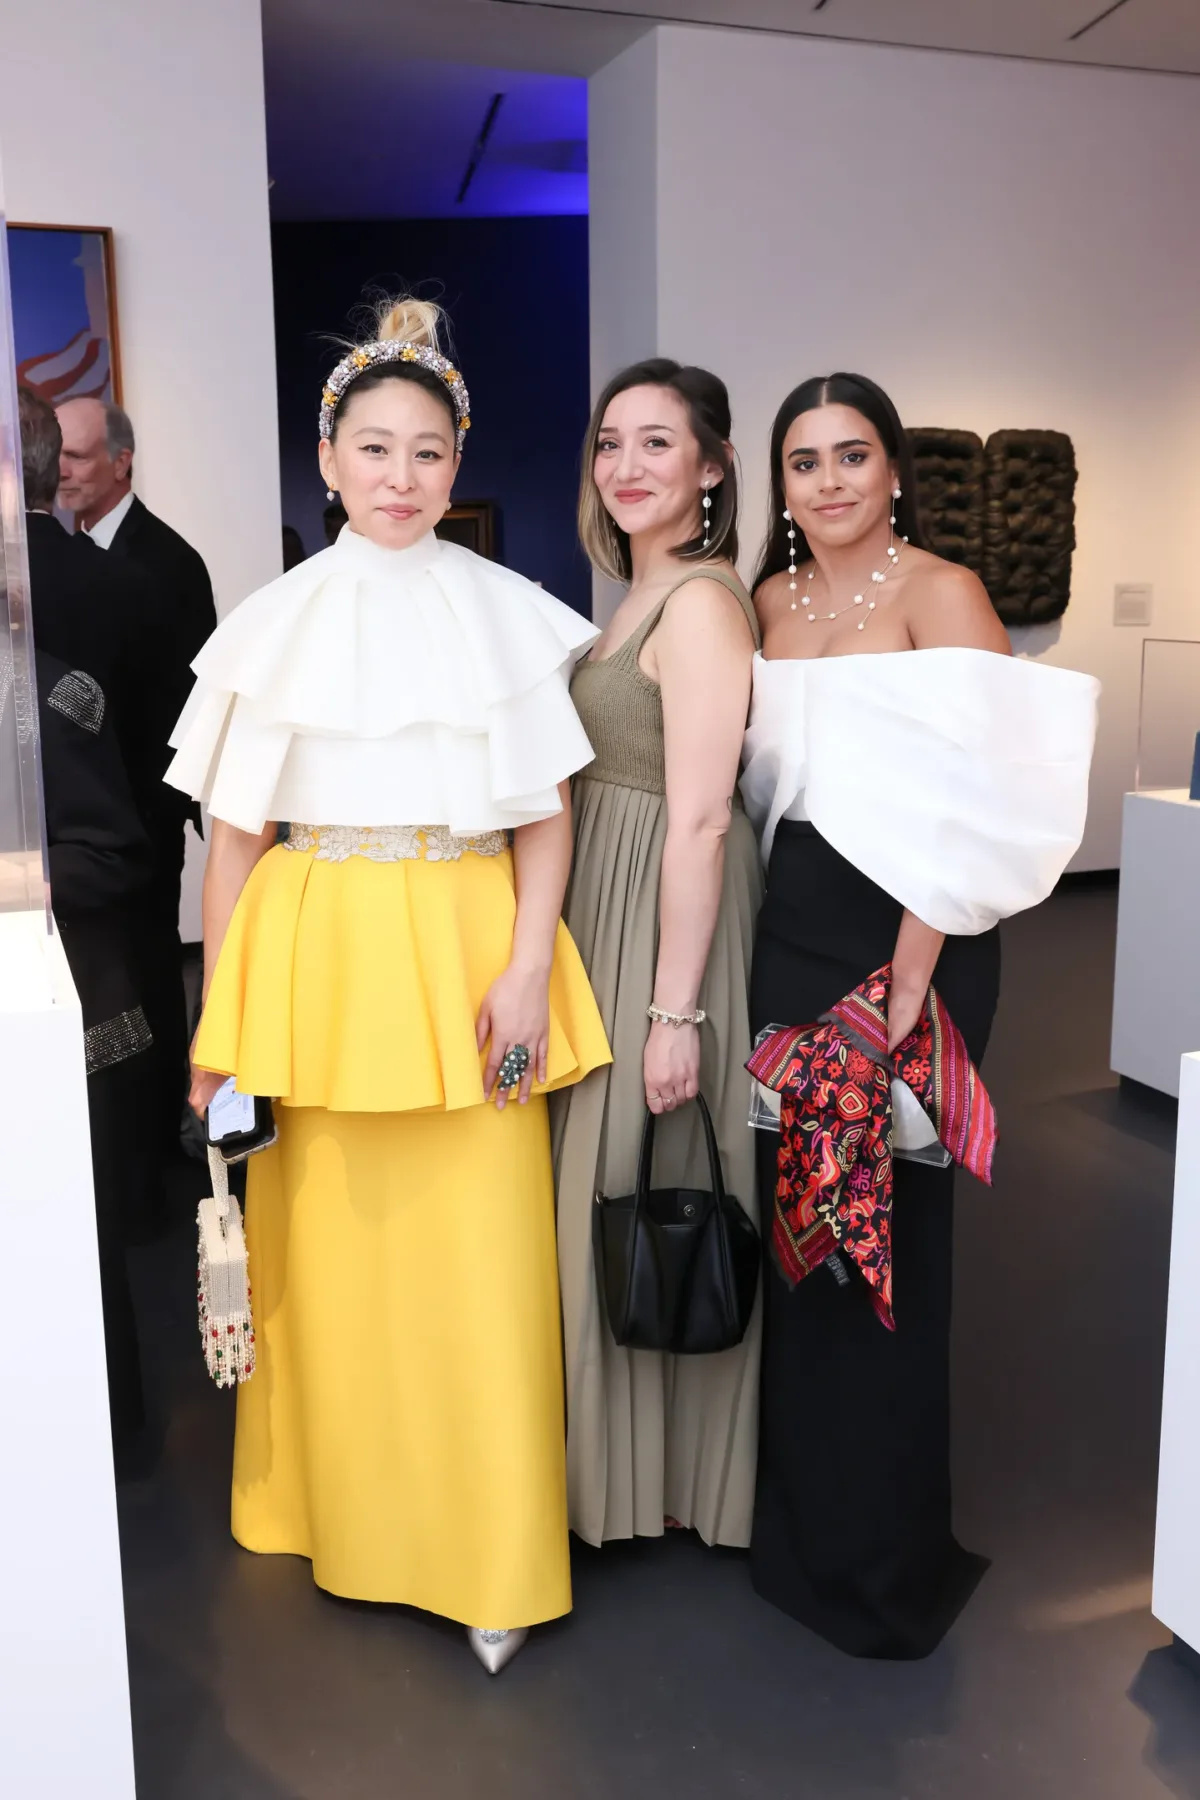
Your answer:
(170, 298), (609, 1673)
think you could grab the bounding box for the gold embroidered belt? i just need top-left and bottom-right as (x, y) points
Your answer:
(283, 823), (507, 864)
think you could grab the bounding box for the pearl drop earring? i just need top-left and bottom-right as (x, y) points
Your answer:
(888, 486), (906, 568)
(887, 485), (907, 566)
(327, 488), (337, 503)
(702, 480), (712, 551)
(785, 509), (814, 613)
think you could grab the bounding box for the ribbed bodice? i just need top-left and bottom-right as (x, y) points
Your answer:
(570, 568), (759, 794)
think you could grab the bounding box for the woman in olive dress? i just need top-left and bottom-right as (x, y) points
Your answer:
(552, 358), (762, 1549)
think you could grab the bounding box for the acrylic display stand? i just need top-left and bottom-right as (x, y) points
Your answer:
(1153, 1051), (1200, 1658)
(1111, 791), (1200, 1097)
(1111, 642), (1200, 1098)
(0, 180), (136, 1797)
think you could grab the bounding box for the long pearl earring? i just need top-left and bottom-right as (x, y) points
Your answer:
(887, 486), (903, 565)
(785, 510), (814, 613)
(702, 479), (712, 550)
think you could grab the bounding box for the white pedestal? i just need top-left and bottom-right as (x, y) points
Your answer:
(0, 912), (136, 1798)
(1111, 790), (1200, 1097)
(1154, 1051), (1200, 1652)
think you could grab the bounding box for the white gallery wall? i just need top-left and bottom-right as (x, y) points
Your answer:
(590, 27), (1200, 870)
(0, 0), (281, 615)
(0, 0), (281, 933)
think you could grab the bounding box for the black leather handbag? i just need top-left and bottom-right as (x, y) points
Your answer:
(593, 1094), (759, 1354)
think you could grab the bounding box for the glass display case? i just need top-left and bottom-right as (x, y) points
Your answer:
(1136, 637), (1200, 795)
(0, 182), (49, 927)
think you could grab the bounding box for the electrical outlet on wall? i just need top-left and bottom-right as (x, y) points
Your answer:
(1114, 583), (1153, 626)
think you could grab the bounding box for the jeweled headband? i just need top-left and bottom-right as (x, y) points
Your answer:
(319, 340), (471, 451)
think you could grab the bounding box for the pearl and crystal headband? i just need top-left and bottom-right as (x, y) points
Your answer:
(319, 340), (471, 450)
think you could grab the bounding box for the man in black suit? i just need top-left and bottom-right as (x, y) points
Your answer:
(57, 394), (217, 1160)
(37, 642), (157, 1462)
(18, 387), (159, 1457)
(20, 390), (166, 826)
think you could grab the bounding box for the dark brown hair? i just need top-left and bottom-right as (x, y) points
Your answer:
(18, 386), (62, 510)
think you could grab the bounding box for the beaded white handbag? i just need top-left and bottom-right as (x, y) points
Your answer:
(197, 1146), (256, 1387)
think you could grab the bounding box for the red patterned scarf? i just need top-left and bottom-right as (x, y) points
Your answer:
(746, 964), (996, 1329)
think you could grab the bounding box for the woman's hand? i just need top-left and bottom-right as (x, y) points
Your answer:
(887, 978), (927, 1054)
(643, 1021), (700, 1115)
(188, 1030), (226, 1119)
(889, 911), (944, 1052)
(476, 962), (551, 1110)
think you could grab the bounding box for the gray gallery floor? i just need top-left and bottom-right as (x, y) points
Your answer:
(118, 881), (1200, 1799)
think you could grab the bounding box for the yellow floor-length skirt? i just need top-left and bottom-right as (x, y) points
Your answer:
(195, 834), (610, 1627)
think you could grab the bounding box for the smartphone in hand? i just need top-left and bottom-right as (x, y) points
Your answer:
(206, 1077), (277, 1163)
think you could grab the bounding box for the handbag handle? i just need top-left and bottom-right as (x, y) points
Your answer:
(632, 1091), (727, 1209)
(620, 1094), (736, 1353)
(206, 1144), (231, 1213)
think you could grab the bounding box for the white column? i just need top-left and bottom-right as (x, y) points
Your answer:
(0, 919), (135, 1798)
(587, 32), (662, 625)
(588, 31), (661, 395)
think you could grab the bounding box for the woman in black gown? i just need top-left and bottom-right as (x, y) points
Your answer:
(741, 373), (1097, 1658)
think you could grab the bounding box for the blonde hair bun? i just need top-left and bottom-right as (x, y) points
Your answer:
(374, 295), (444, 350)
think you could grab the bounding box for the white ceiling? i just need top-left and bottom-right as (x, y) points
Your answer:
(261, 0), (643, 84)
(472, 0), (1200, 75)
(261, 0), (1199, 220)
(264, 0), (1200, 80)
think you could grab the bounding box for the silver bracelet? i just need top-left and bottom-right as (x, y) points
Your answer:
(647, 1003), (706, 1028)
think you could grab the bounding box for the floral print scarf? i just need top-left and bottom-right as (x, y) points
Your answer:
(746, 964), (996, 1329)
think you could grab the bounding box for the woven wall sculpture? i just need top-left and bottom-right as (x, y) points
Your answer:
(982, 428), (1077, 626)
(910, 426), (1077, 624)
(909, 428), (985, 575)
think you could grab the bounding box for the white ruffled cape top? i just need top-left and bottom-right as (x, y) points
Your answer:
(165, 527), (600, 835)
(740, 648), (1100, 936)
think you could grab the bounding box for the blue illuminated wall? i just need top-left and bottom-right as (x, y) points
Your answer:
(271, 217), (592, 613)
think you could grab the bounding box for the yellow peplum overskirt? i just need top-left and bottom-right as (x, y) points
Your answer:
(195, 835), (611, 1627)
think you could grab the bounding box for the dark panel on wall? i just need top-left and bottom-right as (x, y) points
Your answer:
(910, 428), (985, 575)
(983, 429), (1077, 626)
(272, 216), (592, 614)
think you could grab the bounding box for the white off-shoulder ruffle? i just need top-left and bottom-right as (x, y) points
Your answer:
(740, 648), (1099, 936)
(166, 528), (599, 834)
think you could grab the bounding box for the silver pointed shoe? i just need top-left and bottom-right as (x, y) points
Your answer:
(467, 1626), (529, 1675)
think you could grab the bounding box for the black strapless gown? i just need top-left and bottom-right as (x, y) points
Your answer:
(749, 820), (1001, 1660)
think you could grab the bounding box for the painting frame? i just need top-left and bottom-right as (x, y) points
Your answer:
(436, 500), (497, 561)
(7, 221), (123, 407)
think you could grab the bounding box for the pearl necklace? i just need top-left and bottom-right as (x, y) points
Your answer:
(786, 502), (909, 631)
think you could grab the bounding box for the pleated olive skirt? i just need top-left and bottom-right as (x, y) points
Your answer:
(551, 775), (763, 1547)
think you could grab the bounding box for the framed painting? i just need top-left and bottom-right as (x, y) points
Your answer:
(436, 500), (497, 560)
(6, 223), (121, 405)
